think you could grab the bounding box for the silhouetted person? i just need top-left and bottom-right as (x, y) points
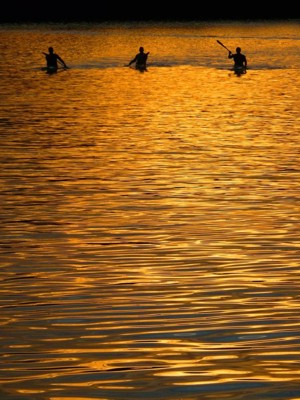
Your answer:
(128, 47), (149, 70)
(228, 47), (247, 69)
(43, 47), (68, 71)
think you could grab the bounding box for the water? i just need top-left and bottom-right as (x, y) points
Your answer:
(1, 20), (300, 400)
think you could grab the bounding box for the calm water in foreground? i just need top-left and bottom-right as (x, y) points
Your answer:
(1, 20), (300, 400)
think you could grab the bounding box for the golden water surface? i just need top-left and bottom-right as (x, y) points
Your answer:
(1, 21), (300, 400)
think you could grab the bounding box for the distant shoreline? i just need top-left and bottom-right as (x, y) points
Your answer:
(1, 17), (300, 24)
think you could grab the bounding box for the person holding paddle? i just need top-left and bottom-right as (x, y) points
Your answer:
(228, 47), (247, 69)
(43, 47), (68, 71)
(127, 46), (149, 71)
(217, 40), (247, 74)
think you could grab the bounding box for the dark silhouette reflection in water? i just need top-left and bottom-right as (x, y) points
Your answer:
(136, 65), (148, 72)
(232, 66), (247, 76)
(41, 66), (69, 74)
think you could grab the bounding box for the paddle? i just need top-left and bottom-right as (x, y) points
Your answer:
(217, 40), (231, 53)
(58, 59), (69, 69)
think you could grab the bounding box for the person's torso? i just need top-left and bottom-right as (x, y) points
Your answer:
(136, 53), (147, 65)
(46, 54), (58, 67)
(233, 54), (245, 66)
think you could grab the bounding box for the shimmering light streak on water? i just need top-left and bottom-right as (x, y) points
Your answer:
(1, 20), (300, 400)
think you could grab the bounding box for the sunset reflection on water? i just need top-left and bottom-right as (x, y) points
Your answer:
(1, 20), (300, 400)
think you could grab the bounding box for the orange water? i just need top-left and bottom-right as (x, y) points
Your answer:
(1, 20), (300, 400)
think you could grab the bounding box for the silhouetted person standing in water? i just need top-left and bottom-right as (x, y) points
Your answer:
(228, 47), (247, 69)
(128, 47), (149, 70)
(43, 47), (68, 71)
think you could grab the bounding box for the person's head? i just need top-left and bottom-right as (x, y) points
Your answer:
(236, 47), (241, 53)
(48, 47), (54, 54)
(139, 47), (144, 53)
